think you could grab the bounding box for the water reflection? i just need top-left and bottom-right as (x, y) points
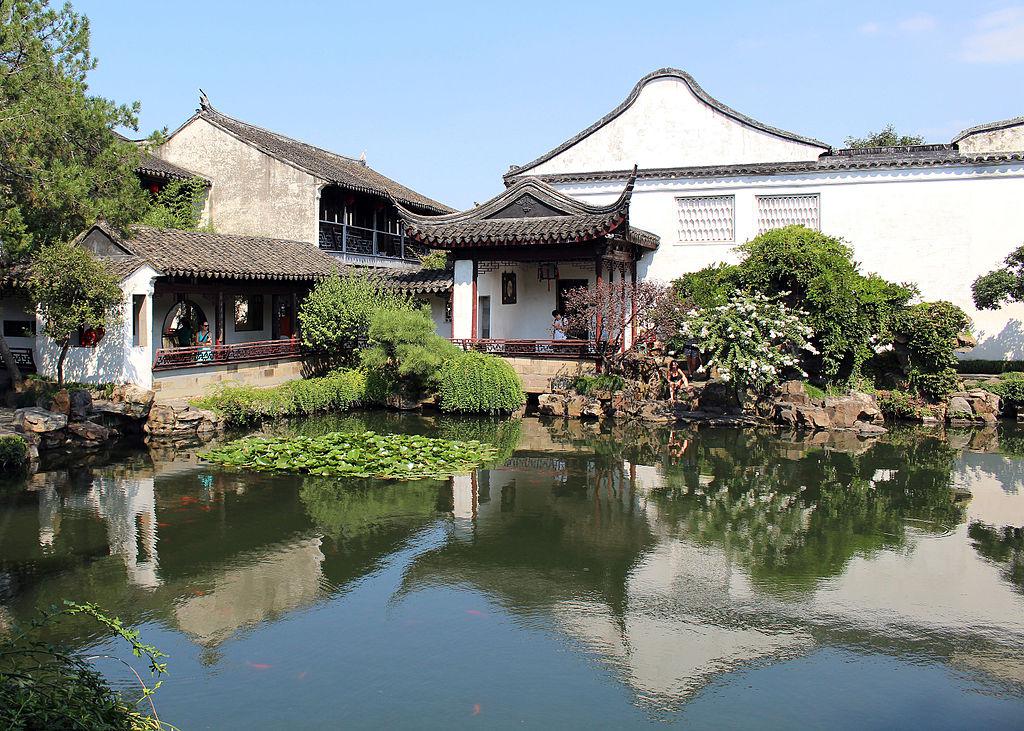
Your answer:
(1, 417), (1024, 726)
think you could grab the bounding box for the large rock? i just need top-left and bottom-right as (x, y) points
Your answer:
(49, 389), (71, 416)
(777, 380), (810, 405)
(566, 395), (589, 419)
(147, 404), (177, 425)
(69, 390), (92, 421)
(14, 407), (68, 433)
(538, 393), (567, 417)
(825, 392), (883, 429)
(637, 400), (674, 423)
(67, 420), (111, 443)
(580, 399), (605, 420)
(947, 396), (973, 418)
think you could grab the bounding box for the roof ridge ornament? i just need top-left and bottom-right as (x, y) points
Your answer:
(198, 89), (212, 112)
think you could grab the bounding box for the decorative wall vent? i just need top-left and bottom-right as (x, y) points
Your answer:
(676, 195), (735, 243)
(756, 194), (820, 233)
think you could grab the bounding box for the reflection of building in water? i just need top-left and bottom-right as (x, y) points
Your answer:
(34, 474), (161, 588)
(410, 458), (813, 706)
(173, 536), (325, 646)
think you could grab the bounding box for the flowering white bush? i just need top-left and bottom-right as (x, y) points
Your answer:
(680, 292), (816, 394)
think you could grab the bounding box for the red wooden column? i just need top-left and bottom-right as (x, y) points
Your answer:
(595, 256), (604, 344)
(630, 260), (638, 345)
(471, 259), (479, 341)
(620, 262), (628, 353)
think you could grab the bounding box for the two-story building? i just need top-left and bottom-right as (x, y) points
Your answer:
(6, 96), (451, 397)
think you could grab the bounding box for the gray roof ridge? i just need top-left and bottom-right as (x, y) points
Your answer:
(519, 150), (1024, 183)
(394, 170), (637, 225)
(201, 105), (363, 166)
(952, 114), (1024, 143)
(506, 68), (830, 180)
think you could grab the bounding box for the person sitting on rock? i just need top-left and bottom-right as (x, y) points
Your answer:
(665, 359), (689, 402)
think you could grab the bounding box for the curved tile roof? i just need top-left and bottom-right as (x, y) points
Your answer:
(393, 171), (657, 249)
(952, 115), (1024, 144)
(506, 68), (829, 181)
(193, 101), (452, 214)
(528, 147), (1024, 184)
(81, 223), (341, 281)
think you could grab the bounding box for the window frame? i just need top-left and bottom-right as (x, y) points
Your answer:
(233, 294), (265, 332)
(675, 194), (736, 245)
(755, 193), (821, 234)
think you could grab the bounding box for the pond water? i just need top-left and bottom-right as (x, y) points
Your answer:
(2, 413), (1024, 729)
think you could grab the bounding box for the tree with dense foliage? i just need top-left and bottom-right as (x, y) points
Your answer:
(438, 350), (525, 414)
(971, 243), (1024, 310)
(297, 271), (413, 371)
(360, 307), (459, 403)
(140, 176), (209, 230)
(892, 301), (972, 399)
(29, 242), (122, 387)
(844, 123), (924, 148)
(678, 291), (815, 396)
(0, 1), (163, 386)
(0, 1), (150, 262)
(418, 249), (449, 270)
(676, 226), (915, 383)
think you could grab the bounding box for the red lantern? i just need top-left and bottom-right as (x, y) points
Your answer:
(149, 183), (161, 195)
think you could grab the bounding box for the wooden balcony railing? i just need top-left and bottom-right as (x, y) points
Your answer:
(318, 221), (419, 268)
(153, 338), (301, 372)
(452, 339), (599, 359)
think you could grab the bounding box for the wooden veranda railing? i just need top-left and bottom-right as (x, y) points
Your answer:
(452, 339), (599, 359)
(153, 338), (301, 372)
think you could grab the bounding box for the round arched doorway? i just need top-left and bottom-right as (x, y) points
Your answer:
(161, 299), (208, 349)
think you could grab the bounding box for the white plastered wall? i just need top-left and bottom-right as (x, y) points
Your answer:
(36, 266), (159, 389)
(157, 117), (320, 244)
(475, 262), (595, 340)
(556, 162), (1024, 359)
(0, 296), (36, 351)
(526, 76), (824, 176)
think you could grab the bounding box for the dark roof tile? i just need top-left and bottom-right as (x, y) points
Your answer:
(196, 104), (452, 214)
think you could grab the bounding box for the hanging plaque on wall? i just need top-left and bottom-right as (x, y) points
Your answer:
(501, 272), (517, 304)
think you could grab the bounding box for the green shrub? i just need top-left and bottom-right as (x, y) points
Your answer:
(673, 226), (914, 383)
(572, 373), (625, 395)
(878, 390), (919, 420)
(298, 271), (414, 371)
(1, 601), (167, 731)
(956, 360), (1024, 375)
(193, 369), (366, 425)
(735, 226), (915, 382)
(893, 301), (971, 400)
(361, 308), (459, 401)
(438, 351), (525, 414)
(680, 291), (814, 395)
(984, 371), (1024, 411)
(0, 435), (28, 473)
(418, 249), (449, 270)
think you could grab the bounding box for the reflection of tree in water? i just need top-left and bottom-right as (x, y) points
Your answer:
(969, 522), (1024, 594)
(550, 424), (968, 594)
(299, 476), (449, 541)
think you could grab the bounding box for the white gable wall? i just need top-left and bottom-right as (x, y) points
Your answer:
(157, 117), (320, 244)
(526, 76), (825, 176)
(36, 265), (160, 389)
(556, 162), (1024, 359)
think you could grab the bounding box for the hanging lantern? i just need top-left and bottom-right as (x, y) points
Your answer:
(149, 183), (161, 195)
(344, 194), (356, 206)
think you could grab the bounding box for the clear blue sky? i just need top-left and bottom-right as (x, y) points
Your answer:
(76, 0), (1023, 209)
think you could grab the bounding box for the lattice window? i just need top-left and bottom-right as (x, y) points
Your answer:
(756, 194), (820, 233)
(676, 195), (735, 243)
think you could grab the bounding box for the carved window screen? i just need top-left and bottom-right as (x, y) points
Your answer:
(756, 194), (820, 233)
(676, 195), (735, 243)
